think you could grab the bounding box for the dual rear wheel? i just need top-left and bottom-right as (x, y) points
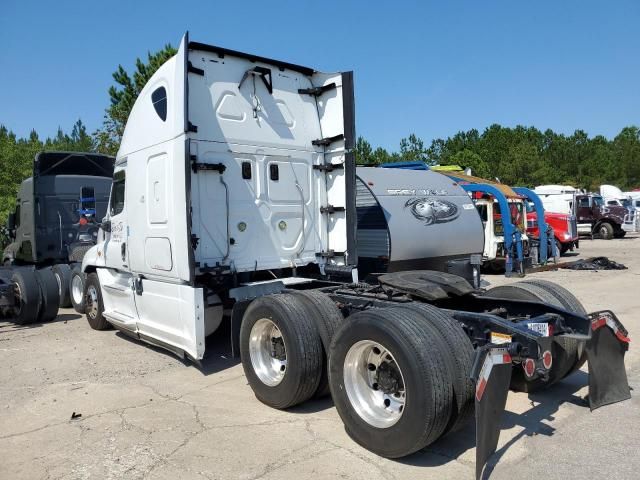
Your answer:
(10, 268), (59, 324)
(239, 293), (473, 458)
(482, 279), (587, 392)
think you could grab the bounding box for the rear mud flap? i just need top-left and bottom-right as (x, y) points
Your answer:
(586, 310), (631, 410)
(471, 347), (513, 480)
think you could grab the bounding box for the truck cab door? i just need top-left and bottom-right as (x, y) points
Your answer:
(121, 33), (205, 360)
(576, 196), (593, 223)
(98, 166), (139, 333)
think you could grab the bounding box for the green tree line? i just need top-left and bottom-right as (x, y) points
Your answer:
(355, 125), (640, 190)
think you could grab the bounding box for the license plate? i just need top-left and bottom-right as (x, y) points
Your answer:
(527, 322), (550, 336)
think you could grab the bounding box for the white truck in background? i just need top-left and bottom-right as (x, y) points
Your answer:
(600, 185), (640, 231)
(80, 34), (631, 478)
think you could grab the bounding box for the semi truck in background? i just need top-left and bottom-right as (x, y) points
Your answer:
(78, 34), (631, 479)
(624, 189), (640, 210)
(525, 204), (579, 255)
(534, 185), (636, 239)
(1, 151), (114, 323)
(600, 185), (640, 232)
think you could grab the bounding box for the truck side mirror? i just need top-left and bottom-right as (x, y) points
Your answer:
(7, 213), (16, 231)
(101, 219), (111, 233)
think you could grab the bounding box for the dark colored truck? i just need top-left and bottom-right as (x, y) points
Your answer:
(534, 186), (636, 240)
(1, 151), (114, 323)
(576, 193), (635, 239)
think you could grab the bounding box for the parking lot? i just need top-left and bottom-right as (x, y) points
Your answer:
(1, 237), (638, 480)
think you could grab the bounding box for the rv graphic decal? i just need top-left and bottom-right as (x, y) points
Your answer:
(405, 197), (459, 225)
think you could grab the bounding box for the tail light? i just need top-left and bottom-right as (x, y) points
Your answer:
(542, 350), (553, 369)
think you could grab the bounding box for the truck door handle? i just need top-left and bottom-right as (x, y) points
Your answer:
(121, 242), (126, 262)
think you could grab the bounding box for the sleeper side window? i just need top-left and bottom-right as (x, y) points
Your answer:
(151, 86), (168, 121)
(110, 170), (126, 216)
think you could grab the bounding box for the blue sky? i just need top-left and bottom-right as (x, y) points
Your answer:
(1, 0), (638, 151)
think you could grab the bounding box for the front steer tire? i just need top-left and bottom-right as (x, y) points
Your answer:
(240, 294), (323, 409)
(329, 307), (453, 459)
(84, 272), (111, 331)
(69, 265), (86, 314)
(598, 222), (614, 240)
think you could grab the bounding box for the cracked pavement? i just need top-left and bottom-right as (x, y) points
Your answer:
(1, 238), (638, 479)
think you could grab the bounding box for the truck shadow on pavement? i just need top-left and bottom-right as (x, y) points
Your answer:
(115, 319), (242, 377)
(397, 370), (589, 478)
(0, 312), (81, 331)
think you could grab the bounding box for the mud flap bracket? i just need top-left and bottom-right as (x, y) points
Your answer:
(471, 346), (513, 480)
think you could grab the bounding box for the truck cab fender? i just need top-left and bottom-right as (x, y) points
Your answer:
(81, 244), (105, 273)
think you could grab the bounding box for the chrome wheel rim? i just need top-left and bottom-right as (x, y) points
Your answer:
(343, 340), (406, 428)
(86, 285), (99, 319)
(249, 318), (287, 386)
(71, 275), (84, 306)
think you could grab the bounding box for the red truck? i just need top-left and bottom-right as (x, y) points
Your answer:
(526, 203), (579, 255)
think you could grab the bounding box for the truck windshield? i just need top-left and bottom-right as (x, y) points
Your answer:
(525, 201), (535, 214)
(80, 186), (96, 217)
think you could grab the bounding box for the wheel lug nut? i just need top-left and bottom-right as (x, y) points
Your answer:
(372, 383), (379, 391)
(367, 363), (376, 371)
(372, 347), (381, 355)
(280, 365), (285, 372)
(383, 398), (391, 407)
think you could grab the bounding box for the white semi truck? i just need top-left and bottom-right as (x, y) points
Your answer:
(80, 34), (630, 478)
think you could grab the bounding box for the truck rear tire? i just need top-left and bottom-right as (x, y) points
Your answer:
(483, 282), (580, 392)
(11, 269), (41, 325)
(290, 290), (344, 397)
(52, 264), (72, 308)
(69, 265), (86, 314)
(85, 273), (111, 330)
(598, 222), (614, 240)
(328, 307), (453, 458)
(35, 268), (60, 322)
(519, 279), (586, 315)
(393, 303), (475, 434)
(240, 294), (323, 409)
